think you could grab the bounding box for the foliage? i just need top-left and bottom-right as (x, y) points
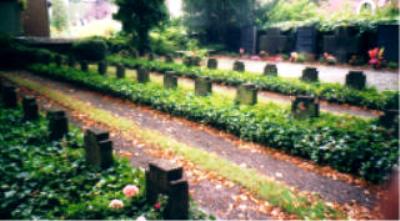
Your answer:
(108, 56), (399, 111)
(72, 39), (108, 62)
(28, 63), (399, 183)
(0, 105), (209, 219)
(113, 0), (168, 54)
(50, 0), (69, 32)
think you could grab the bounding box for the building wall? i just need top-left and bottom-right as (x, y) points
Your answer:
(22, 0), (50, 37)
(0, 1), (22, 36)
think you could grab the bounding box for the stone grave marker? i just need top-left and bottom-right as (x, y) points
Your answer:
(345, 71), (366, 90)
(207, 58), (218, 69)
(379, 109), (399, 130)
(164, 71), (178, 89)
(264, 64), (278, 77)
(80, 61), (88, 72)
(137, 68), (150, 83)
(22, 96), (39, 121)
(1, 84), (17, 108)
(84, 128), (114, 169)
(236, 83), (258, 105)
(116, 64), (125, 79)
(98, 61), (108, 75)
(47, 110), (68, 140)
(165, 55), (174, 63)
(301, 67), (319, 82)
(146, 160), (189, 219)
(291, 96), (320, 118)
(233, 61), (245, 72)
(195, 76), (212, 96)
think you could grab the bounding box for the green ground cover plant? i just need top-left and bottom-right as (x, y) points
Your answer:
(0, 105), (208, 219)
(27, 64), (399, 183)
(107, 55), (399, 111)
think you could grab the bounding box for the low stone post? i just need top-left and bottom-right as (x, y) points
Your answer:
(67, 57), (76, 68)
(84, 128), (114, 169)
(22, 96), (39, 121)
(164, 71), (178, 89)
(345, 71), (366, 90)
(207, 58), (218, 69)
(148, 53), (156, 61)
(80, 61), (89, 72)
(1, 84), (17, 108)
(264, 64), (278, 77)
(233, 61), (245, 72)
(116, 64), (125, 79)
(146, 160), (189, 219)
(301, 67), (319, 82)
(183, 56), (201, 66)
(47, 110), (68, 141)
(165, 55), (174, 63)
(291, 96), (320, 118)
(55, 55), (63, 66)
(98, 61), (108, 75)
(236, 83), (258, 105)
(195, 76), (212, 96)
(379, 109), (399, 130)
(137, 68), (150, 83)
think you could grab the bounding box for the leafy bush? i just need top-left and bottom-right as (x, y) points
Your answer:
(0, 106), (209, 219)
(28, 64), (399, 183)
(108, 56), (399, 111)
(72, 39), (108, 62)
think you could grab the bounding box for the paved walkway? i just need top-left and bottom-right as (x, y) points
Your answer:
(212, 57), (399, 92)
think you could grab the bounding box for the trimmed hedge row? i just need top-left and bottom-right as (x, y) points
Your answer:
(27, 63), (399, 183)
(107, 56), (399, 111)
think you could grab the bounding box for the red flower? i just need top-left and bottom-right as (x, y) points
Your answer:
(154, 202), (161, 210)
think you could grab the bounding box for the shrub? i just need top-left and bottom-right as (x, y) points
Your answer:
(72, 39), (108, 62)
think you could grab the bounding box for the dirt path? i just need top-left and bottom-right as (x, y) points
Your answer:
(4, 75), (273, 220)
(6, 71), (378, 210)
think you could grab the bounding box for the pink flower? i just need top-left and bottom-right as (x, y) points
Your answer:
(136, 215), (147, 221)
(109, 199), (124, 209)
(154, 202), (161, 210)
(123, 185), (139, 198)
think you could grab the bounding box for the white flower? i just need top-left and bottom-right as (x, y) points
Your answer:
(136, 215), (147, 221)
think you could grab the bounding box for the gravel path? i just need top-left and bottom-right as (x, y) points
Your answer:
(10, 71), (376, 208)
(212, 57), (398, 92)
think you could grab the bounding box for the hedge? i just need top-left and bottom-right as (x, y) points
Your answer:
(26, 63), (399, 183)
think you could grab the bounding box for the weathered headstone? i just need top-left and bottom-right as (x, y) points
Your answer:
(233, 61), (245, 72)
(98, 61), (108, 75)
(47, 110), (68, 140)
(80, 61), (88, 72)
(148, 53), (156, 61)
(84, 128), (114, 169)
(116, 64), (125, 79)
(137, 68), (150, 83)
(164, 71), (178, 89)
(301, 67), (319, 82)
(207, 58), (218, 69)
(22, 96), (39, 121)
(258, 28), (293, 55)
(236, 83), (258, 105)
(183, 56), (201, 66)
(379, 109), (399, 130)
(291, 96), (320, 118)
(195, 76), (212, 96)
(67, 56), (75, 68)
(165, 55), (174, 63)
(323, 27), (361, 63)
(296, 26), (317, 54)
(345, 71), (366, 90)
(55, 55), (63, 66)
(377, 24), (399, 62)
(146, 160), (189, 219)
(1, 84), (17, 108)
(264, 64), (278, 77)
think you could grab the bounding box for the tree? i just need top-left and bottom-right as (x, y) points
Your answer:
(51, 0), (68, 32)
(182, 0), (256, 46)
(113, 0), (168, 54)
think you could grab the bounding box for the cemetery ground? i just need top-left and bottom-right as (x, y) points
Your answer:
(0, 67), (395, 219)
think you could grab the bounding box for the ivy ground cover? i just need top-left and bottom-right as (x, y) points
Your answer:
(108, 55), (399, 111)
(27, 64), (399, 183)
(0, 104), (207, 219)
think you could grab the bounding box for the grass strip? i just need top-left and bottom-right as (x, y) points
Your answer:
(4, 73), (344, 219)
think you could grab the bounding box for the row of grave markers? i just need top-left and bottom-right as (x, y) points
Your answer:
(55, 55), (397, 125)
(0, 82), (189, 219)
